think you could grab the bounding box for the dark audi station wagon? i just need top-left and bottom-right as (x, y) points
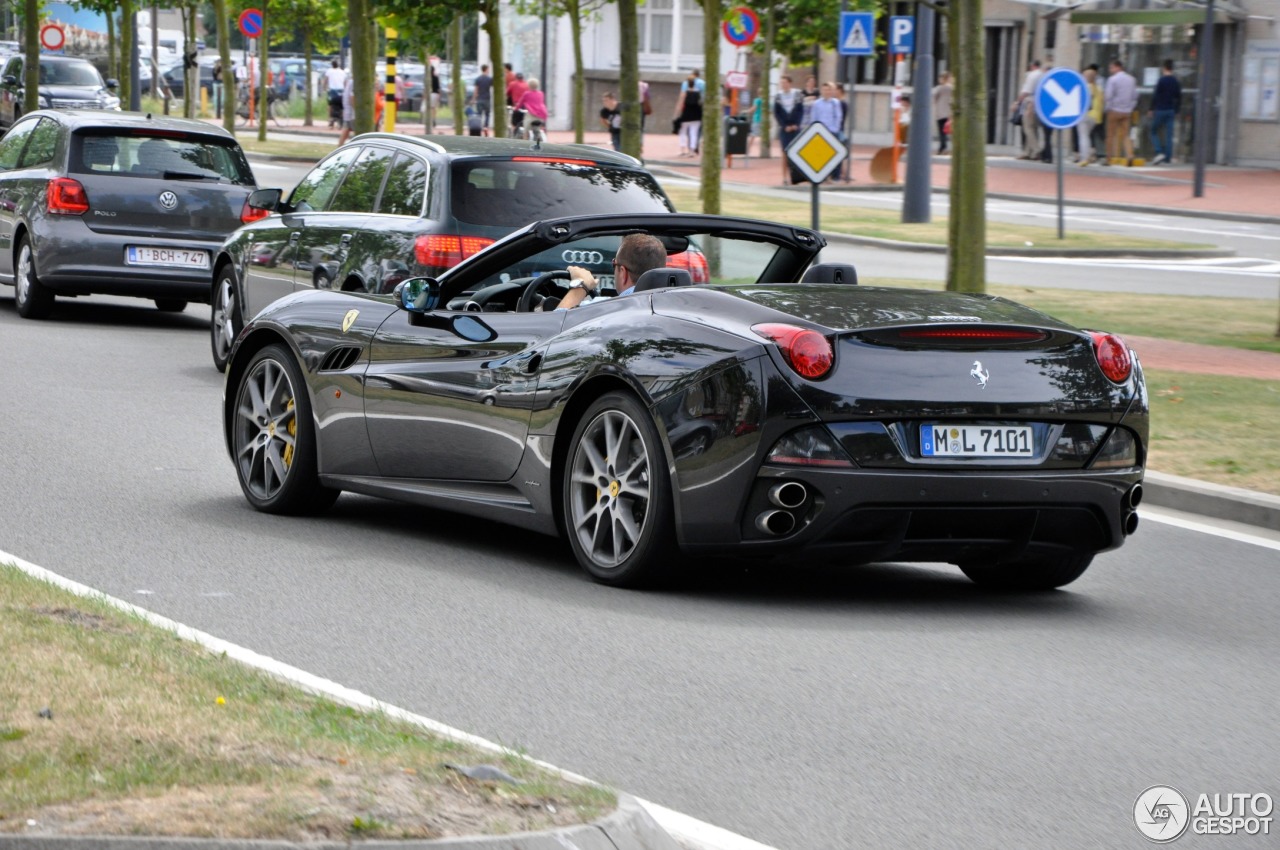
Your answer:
(0, 110), (258, 319)
(211, 134), (682, 370)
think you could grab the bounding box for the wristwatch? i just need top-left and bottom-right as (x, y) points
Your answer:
(568, 279), (594, 291)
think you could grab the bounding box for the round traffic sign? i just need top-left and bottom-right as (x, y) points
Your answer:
(40, 24), (65, 51)
(238, 8), (265, 39)
(1035, 67), (1090, 131)
(722, 7), (760, 47)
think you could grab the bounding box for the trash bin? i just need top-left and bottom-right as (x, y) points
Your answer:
(725, 115), (750, 156)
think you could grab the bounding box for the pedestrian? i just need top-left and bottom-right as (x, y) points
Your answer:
(1104, 58), (1138, 166)
(1149, 59), (1182, 165)
(338, 73), (355, 144)
(1077, 65), (1103, 165)
(806, 80), (842, 135)
(773, 74), (803, 183)
(600, 92), (622, 150)
(932, 71), (952, 154)
(801, 74), (819, 101)
(471, 64), (493, 132)
(1012, 60), (1044, 161)
(674, 73), (703, 156)
(429, 64), (441, 131)
(518, 78), (548, 122)
(322, 59), (346, 128)
(503, 63), (515, 106)
(211, 59), (223, 118)
(690, 68), (706, 95)
(897, 93), (912, 146)
(506, 72), (529, 128)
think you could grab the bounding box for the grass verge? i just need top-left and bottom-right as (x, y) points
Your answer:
(0, 566), (613, 840)
(663, 186), (1210, 252)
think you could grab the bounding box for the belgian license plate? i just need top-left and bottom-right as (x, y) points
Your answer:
(921, 424), (1035, 458)
(126, 246), (210, 269)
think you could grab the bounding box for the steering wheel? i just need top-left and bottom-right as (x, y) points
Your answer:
(516, 269), (573, 313)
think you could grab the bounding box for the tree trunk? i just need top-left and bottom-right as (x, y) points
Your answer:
(184, 6), (196, 118)
(216, 0), (234, 136)
(618, 0), (640, 158)
(759, 2), (775, 160)
(700, 0), (722, 214)
(451, 14), (465, 134)
(483, 2), (506, 138)
(119, 0), (134, 108)
(571, 3), (584, 144)
(946, 0), (985, 293)
(257, 7), (269, 142)
(106, 13), (116, 84)
(22, 0), (38, 113)
(303, 29), (313, 126)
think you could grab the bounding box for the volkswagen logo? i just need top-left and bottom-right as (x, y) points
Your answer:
(158, 191), (178, 210)
(562, 249), (605, 265)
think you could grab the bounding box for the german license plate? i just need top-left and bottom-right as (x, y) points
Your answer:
(921, 424), (1035, 458)
(126, 246), (210, 269)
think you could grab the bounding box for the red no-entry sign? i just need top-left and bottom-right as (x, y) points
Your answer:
(238, 8), (264, 39)
(40, 24), (65, 51)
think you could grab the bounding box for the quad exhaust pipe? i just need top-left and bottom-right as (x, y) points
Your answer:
(1122, 483), (1143, 536)
(755, 482), (809, 537)
(755, 509), (797, 537)
(768, 481), (808, 510)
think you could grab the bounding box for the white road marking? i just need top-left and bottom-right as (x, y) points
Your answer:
(246, 162), (289, 171)
(990, 256), (1280, 276)
(1139, 507), (1280, 552)
(0, 548), (774, 850)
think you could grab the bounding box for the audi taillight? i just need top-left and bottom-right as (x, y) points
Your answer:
(1089, 331), (1133, 383)
(240, 198), (270, 224)
(667, 250), (710, 283)
(414, 234), (496, 268)
(753, 323), (834, 380)
(47, 178), (89, 215)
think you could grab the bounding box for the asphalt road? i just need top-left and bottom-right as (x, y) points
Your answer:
(2, 292), (1278, 848)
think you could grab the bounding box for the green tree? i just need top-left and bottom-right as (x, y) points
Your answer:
(271, 0), (343, 126)
(617, 0), (639, 157)
(74, 0), (120, 82)
(517, 0), (611, 143)
(945, 0), (985, 293)
(700, 0), (722, 214)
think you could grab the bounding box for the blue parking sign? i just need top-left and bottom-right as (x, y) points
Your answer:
(839, 12), (875, 57)
(890, 16), (914, 54)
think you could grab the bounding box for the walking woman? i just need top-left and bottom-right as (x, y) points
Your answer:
(674, 73), (703, 157)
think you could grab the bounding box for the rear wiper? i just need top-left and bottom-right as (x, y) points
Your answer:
(162, 170), (221, 181)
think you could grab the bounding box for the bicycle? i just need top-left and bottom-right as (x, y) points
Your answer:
(235, 86), (285, 128)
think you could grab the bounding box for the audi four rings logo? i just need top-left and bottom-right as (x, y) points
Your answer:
(562, 250), (605, 265)
(158, 191), (178, 210)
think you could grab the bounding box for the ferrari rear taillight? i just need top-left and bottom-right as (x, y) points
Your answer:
(667, 250), (709, 283)
(766, 426), (854, 468)
(240, 198), (270, 224)
(414, 234), (495, 268)
(753, 323), (834, 380)
(1089, 332), (1133, 383)
(47, 177), (89, 215)
(897, 327), (1048, 342)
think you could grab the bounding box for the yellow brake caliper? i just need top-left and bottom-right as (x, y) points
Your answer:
(283, 398), (296, 468)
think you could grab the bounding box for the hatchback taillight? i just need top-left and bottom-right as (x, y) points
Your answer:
(414, 234), (495, 268)
(47, 178), (89, 215)
(666, 250), (710, 283)
(1089, 331), (1133, 383)
(240, 198), (271, 224)
(753, 323), (834, 380)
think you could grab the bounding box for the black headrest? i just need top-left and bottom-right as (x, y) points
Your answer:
(800, 263), (859, 285)
(632, 267), (693, 293)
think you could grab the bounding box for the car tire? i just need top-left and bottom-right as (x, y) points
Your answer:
(154, 299), (188, 312)
(563, 391), (677, 587)
(210, 266), (243, 373)
(14, 237), (53, 320)
(231, 343), (340, 516)
(958, 552), (1093, 591)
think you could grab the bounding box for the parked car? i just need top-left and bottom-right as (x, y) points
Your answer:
(0, 110), (259, 319)
(220, 212), (1148, 589)
(150, 61), (214, 100)
(0, 55), (119, 128)
(209, 133), (680, 370)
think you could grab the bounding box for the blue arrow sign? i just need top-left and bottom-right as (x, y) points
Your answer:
(1035, 67), (1090, 131)
(839, 12), (875, 57)
(890, 16), (914, 54)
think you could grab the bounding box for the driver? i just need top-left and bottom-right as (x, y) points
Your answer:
(557, 233), (667, 310)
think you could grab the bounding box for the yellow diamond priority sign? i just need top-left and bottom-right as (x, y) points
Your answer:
(786, 122), (848, 183)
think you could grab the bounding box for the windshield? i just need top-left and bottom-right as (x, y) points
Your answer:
(70, 131), (256, 185)
(450, 160), (673, 227)
(39, 60), (104, 87)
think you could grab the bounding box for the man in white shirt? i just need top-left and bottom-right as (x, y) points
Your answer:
(556, 235), (669, 310)
(1013, 59), (1044, 160)
(321, 60), (347, 128)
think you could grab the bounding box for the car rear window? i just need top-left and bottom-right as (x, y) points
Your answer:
(450, 159), (672, 227)
(68, 131), (255, 185)
(39, 60), (104, 87)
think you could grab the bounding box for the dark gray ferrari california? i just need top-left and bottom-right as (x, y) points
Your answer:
(222, 214), (1148, 591)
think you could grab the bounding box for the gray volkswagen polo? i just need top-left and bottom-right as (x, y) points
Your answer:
(0, 110), (258, 319)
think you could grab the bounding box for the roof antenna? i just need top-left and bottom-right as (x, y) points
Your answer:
(146, 113), (153, 120)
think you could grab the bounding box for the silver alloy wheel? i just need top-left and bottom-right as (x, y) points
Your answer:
(212, 276), (236, 361)
(15, 243), (31, 306)
(234, 357), (297, 501)
(568, 408), (652, 569)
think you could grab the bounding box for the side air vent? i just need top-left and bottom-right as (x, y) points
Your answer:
(319, 345), (362, 372)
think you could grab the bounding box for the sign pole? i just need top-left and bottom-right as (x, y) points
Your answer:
(1056, 130), (1065, 239)
(811, 181), (820, 231)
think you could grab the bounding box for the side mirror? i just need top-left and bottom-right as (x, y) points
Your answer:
(1, 75), (16, 86)
(395, 277), (441, 313)
(105, 78), (119, 90)
(246, 187), (282, 213)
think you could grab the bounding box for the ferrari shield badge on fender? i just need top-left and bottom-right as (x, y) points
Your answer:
(342, 309), (359, 333)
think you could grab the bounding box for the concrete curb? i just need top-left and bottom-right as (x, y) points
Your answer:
(820, 230), (1235, 259)
(0, 795), (682, 850)
(1142, 471), (1280, 533)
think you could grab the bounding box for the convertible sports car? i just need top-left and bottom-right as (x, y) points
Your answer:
(223, 213), (1147, 590)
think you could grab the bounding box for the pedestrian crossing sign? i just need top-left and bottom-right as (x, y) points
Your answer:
(839, 12), (875, 57)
